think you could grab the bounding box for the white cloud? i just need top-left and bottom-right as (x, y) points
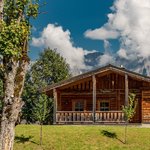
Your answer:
(97, 40), (114, 66)
(84, 26), (119, 40)
(117, 48), (128, 59)
(98, 53), (114, 66)
(31, 0), (150, 76)
(85, 0), (150, 59)
(84, 49), (97, 55)
(84, 0), (150, 76)
(32, 24), (95, 71)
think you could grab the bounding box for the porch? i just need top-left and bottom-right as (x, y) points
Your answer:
(48, 68), (144, 124)
(44, 65), (150, 124)
(56, 111), (125, 123)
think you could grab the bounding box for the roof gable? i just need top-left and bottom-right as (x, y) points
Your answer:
(45, 64), (150, 91)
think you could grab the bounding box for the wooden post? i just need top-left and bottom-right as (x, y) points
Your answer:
(53, 88), (57, 124)
(125, 74), (129, 106)
(92, 75), (96, 123)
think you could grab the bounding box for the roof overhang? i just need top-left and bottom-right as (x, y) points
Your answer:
(44, 64), (150, 92)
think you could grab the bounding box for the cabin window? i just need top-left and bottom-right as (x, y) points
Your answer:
(75, 101), (84, 111)
(100, 102), (109, 111)
(72, 100), (86, 111)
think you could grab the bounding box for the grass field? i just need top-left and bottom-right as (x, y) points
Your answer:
(14, 125), (150, 150)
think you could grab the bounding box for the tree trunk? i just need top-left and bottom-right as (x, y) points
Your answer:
(0, 0), (3, 20)
(0, 119), (16, 150)
(124, 121), (128, 144)
(0, 58), (28, 150)
(40, 123), (42, 145)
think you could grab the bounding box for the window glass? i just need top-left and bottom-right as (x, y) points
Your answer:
(100, 102), (109, 111)
(75, 101), (84, 111)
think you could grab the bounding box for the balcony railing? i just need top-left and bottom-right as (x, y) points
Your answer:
(95, 111), (125, 122)
(56, 111), (125, 123)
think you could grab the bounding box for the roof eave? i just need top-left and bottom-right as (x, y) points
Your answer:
(44, 64), (150, 92)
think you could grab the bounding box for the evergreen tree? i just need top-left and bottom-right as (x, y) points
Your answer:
(22, 48), (71, 124)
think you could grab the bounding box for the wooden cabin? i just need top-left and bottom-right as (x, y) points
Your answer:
(45, 64), (150, 124)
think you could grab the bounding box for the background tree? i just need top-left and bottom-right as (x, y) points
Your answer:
(31, 48), (71, 86)
(0, 0), (39, 149)
(33, 94), (51, 145)
(122, 93), (137, 144)
(21, 72), (36, 124)
(21, 48), (71, 124)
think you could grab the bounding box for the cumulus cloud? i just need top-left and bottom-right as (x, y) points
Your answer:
(85, 0), (150, 59)
(117, 48), (128, 59)
(32, 24), (94, 71)
(84, 0), (150, 75)
(31, 0), (150, 76)
(98, 53), (114, 66)
(98, 40), (114, 66)
(85, 27), (119, 40)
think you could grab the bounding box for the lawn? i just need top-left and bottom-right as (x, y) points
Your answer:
(14, 125), (150, 150)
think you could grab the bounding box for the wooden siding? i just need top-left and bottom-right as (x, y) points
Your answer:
(142, 90), (150, 123)
(48, 70), (150, 124)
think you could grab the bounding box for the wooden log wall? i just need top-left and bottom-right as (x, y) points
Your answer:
(142, 90), (150, 123)
(55, 72), (150, 123)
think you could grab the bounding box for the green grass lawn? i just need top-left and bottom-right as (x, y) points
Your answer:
(14, 125), (150, 150)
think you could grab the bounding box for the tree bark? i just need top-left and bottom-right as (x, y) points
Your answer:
(0, 0), (3, 20)
(40, 123), (42, 145)
(124, 121), (128, 144)
(0, 58), (28, 150)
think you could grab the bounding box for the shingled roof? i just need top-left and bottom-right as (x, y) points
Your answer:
(44, 64), (150, 91)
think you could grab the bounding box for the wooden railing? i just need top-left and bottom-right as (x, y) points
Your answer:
(56, 111), (93, 122)
(95, 111), (125, 122)
(56, 111), (125, 123)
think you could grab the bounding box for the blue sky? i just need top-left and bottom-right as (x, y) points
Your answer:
(30, 0), (150, 76)
(30, 0), (116, 60)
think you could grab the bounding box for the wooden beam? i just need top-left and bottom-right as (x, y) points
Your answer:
(92, 75), (96, 123)
(125, 74), (129, 106)
(53, 88), (57, 124)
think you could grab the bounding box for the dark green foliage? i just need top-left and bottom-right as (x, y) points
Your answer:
(21, 73), (36, 123)
(31, 48), (71, 86)
(33, 94), (50, 123)
(22, 48), (71, 124)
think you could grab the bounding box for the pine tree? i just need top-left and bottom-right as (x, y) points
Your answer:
(22, 48), (71, 124)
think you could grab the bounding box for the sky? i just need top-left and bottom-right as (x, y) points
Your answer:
(30, 0), (150, 75)
(30, 0), (115, 59)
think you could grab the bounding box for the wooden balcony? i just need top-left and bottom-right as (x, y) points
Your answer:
(56, 111), (125, 124)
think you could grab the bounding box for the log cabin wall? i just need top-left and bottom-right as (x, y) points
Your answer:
(55, 72), (145, 123)
(142, 90), (150, 123)
(141, 82), (150, 123)
(45, 65), (150, 124)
